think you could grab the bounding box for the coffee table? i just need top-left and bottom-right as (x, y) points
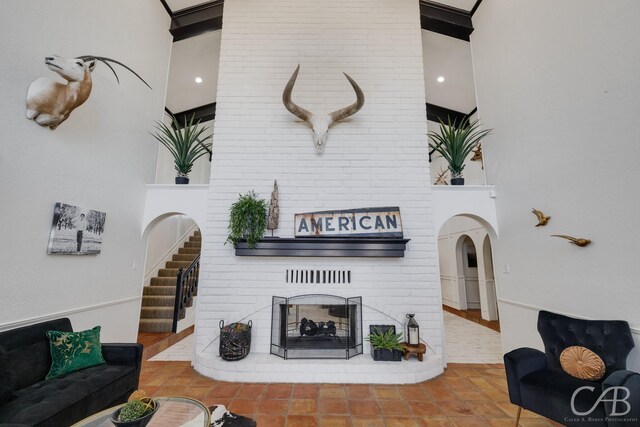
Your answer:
(72, 396), (211, 427)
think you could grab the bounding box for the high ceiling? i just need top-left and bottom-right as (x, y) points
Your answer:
(165, 0), (208, 12)
(164, 0), (479, 117)
(434, 0), (477, 11)
(165, 31), (221, 113)
(166, 0), (479, 13)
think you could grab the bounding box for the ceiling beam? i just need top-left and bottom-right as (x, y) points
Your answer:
(426, 103), (470, 125)
(166, 1), (224, 42)
(169, 103), (217, 128)
(419, 1), (474, 41)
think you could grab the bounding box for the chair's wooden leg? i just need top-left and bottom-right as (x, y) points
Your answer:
(514, 406), (522, 426)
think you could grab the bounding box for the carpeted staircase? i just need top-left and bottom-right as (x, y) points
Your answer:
(138, 230), (201, 333)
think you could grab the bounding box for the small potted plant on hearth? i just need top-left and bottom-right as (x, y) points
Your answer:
(428, 117), (492, 185)
(366, 325), (404, 362)
(151, 113), (212, 184)
(226, 190), (268, 249)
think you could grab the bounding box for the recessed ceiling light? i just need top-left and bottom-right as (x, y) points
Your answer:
(195, 77), (203, 84)
(437, 76), (445, 83)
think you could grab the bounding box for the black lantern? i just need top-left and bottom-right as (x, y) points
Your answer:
(406, 314), (420, 345)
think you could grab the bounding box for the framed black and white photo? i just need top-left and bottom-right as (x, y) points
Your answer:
(47, 202), (107, 255)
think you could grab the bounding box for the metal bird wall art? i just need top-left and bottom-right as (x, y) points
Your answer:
(551, 235), (592, 247)
(531, 208), (551, 227)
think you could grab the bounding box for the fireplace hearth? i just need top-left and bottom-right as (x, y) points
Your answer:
(271, 294), (363, 359)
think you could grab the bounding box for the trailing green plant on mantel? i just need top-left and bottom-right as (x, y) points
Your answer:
(227, 191), (268, 248)
(366, 327), (404, 351)
(428, 117), (492, 185)
(151, 114), (212, 184)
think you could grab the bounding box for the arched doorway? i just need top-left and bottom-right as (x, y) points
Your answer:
(458, 235), (480, 310)
(438, 215), (502, 363)
(139, 213), (202, 336)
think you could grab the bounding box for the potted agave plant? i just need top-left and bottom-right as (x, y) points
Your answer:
(366, 325), (404, 362)
(151, 114), (212, 184)
(428, 117), (492, 185)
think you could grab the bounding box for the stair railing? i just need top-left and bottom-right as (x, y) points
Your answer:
(172, 254), (201, 333)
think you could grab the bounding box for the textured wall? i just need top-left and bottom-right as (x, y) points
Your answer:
(0, 1), (172, 341)
(196, 0), (443, 375)
(471, 0), (640, 369)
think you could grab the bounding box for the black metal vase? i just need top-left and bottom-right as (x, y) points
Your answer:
(450, 177), (465, 185)
(175, 176), (190, 184)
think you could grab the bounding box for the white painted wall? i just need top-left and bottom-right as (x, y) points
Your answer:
(471, 0), (640, 369)
(196, 0), (443, 381)
(0, 1), (172, 342)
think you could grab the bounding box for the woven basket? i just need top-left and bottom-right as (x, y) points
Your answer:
(219, 320), (252, 361)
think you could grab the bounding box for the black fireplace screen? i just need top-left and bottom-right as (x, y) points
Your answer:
(271, 294), (363, 359)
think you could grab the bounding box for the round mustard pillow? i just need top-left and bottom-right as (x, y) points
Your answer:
(560, 346), (605, 380)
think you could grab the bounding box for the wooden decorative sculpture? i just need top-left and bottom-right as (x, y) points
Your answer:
(434, 166), (449, 185)
(267, 180), (279, 233)
(283, 65), (365, 153)
(531, 208), (551, 227)
(26, 55), (151, 130)
(551, 235), (592, 247)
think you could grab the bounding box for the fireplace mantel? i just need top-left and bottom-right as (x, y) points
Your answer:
(234, 237), (410, 258)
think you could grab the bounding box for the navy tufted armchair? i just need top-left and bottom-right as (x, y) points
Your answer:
(504, 310), (640, 426)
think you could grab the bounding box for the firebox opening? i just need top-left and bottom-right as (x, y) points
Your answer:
(271, 294), (363, 359)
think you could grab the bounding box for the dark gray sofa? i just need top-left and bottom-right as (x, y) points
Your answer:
(0, 318), (143, 426)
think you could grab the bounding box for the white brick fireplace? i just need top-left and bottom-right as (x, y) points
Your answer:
(194, 0), (445, 383)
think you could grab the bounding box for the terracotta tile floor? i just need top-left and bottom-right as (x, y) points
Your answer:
(139, 361), (562, 426)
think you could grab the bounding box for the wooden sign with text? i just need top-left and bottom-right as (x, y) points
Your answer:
(294, 207), (403, 238)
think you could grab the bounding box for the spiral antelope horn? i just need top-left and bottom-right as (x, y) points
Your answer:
(77, 55), (152, 89)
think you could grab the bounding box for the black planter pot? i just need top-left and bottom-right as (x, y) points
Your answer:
(175, 176), (190, 185)
(111, 401), (158, 427)
(369, 324), (403, 362)
(371, 347), (403, 362)
(450, 177), (465, 185)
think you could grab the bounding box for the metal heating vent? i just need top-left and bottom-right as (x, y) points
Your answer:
(286, 269), (351, 284)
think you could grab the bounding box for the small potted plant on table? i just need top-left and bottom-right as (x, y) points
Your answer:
(111, 391), (158, 427)
(367, 325), (404, 361)
(151, 114), (212, 184)
(428, 117), (492, 185)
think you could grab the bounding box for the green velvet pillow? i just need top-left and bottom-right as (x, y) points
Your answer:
(46, 326), (106, 379)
